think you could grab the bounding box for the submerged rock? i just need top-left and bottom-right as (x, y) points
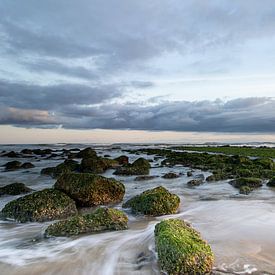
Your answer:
(21, 149), (33, 155)
(187, 179), (204, 187)
(0, 182), (33, 196)
(32, 148), (52, 156)
(122, 186), (180, 216)
(162, 172), (179, 179)
(114, 158), (150, 175)
(154, 219), (214, 274)
(187, 171), (193, 177)
(54, 173), (125, 207)
(45, 207), (128, 237)
(134, 175), (158, 181)
(229, 177), (263, 194)
(4, 161), (22, 171)
(267, 177), (275, 187)
(2, 151), (20, 158)
(1, 189), (77, 223)
(21, 162), (35, 169)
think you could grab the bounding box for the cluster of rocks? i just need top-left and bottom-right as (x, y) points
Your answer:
(0, 146), (216, 273)
(40, 147), (151, 178)
(3, 161), (35, 171)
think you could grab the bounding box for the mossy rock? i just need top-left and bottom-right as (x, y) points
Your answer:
(45, 207), (128, 237)
(122, 186), (180, 216)
(162, 172), (179, 179)
(239, 186), (252, 195)
(229, 177), (263, 189)
(114, 158), (150, 175)
(134, 175), (158, 181)
(0, 182), (33, 196)
(154, 219), (214, 274)
(80, 157), (118, 173)
(41, 159), (80, 178)
(267, 177), (275, 187)
(4, 161), (22, 171)
(229, 177), (262, 194)
(187, 179), (203, 187)
(54, 173), (125, 207)
(253, 158), (275, 170)
(76, 147), (97, 158)
(114, 155), (129, 165)
(1, 189), (77, 223)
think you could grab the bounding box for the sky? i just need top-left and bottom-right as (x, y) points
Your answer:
(0, 0), (275, 144)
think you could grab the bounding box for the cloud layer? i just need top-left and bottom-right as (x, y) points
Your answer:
(0, 1), (275, 133)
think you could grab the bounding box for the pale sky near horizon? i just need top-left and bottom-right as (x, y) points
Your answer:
(0, 0), (275, 143)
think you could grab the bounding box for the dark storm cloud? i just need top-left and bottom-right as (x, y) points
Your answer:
(5, 97), (271, 133)
(54, 97), (275, 133)
(0, 80), (123, 110)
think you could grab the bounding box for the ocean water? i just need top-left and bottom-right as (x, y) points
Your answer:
(0, 143), (275, 275)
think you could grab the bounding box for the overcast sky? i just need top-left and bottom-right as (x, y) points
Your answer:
(0, 0), (275, 143)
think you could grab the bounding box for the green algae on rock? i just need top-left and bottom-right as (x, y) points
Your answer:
(155, 219), (214, 275)
(1, 189), (77, 223)
(122, 186), (180, 216)
(187, 178), (204, 187)
(75, 147), (97, 159)
(45, 207), (128, 237)
(80, 157), (119, 173)
(54, 173), (125, 207)
(229, 177), (263, 194)
(162, 172), (179, 179)
(267, 176), (275, 187)
(41, 159), (80, 178)
(0, 182), (33, 196)
(114, 157), (150, 175)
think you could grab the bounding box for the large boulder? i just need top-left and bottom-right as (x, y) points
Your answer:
(155, 219), (214, 274)
(1, 189), (77, 223)
(45, 207), (128, 237)
(41, 159), (80, 178)
(0, 182), (33, 196)
(114, 158), (150, 175)
(122, 186), (180, 216)
(54, 173), (125, 207)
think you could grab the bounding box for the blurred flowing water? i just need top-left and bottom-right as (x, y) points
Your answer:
(0, 144), (275, 275)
